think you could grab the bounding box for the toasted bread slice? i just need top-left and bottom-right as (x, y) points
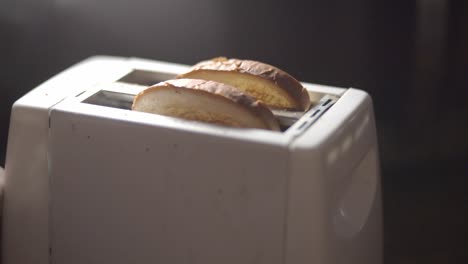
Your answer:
(132, 79), (280, 131)
(177, 57), (311, 111)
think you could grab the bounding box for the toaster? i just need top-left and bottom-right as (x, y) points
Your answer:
(2, 56), (382, 264)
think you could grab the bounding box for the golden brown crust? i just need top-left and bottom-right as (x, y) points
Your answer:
(178, 57), (310, 111)
(133, 79), (280, 131)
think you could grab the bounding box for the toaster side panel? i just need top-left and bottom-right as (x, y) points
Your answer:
(2, 104), (50, 264)
(1, 56), (138, 264)
(287, 89), (382, 264)
(48, 109), (289, 264)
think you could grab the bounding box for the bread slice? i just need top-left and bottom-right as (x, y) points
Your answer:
(177, 57), (311, 111)
(132, 79), (280, 131)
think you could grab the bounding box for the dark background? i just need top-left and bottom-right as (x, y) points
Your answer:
(1, 0), (467, 263)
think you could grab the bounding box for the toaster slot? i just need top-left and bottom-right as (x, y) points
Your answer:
(80, 83), (339, 133)
(83, 90), (135, 110)
(118, 69), (175, 86)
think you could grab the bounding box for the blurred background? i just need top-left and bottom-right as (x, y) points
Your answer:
(1, 0), (467, 263)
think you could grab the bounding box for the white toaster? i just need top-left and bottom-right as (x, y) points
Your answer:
(2, 56), (382, 264)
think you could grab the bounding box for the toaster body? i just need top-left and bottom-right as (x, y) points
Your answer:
(2, 56), (382, 264)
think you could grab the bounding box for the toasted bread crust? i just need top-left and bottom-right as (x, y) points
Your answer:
(132, 79), (280, 131)
(178, 57), (310, 111)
